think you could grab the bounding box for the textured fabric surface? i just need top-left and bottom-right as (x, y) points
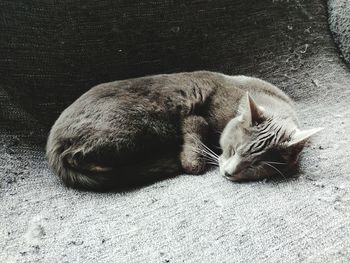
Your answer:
(328, 0), (350, 64)
(0, 0), (339, 126)
(1, 0), (350, 262)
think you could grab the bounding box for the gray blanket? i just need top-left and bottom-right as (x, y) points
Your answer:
(329, 0), (350, 64)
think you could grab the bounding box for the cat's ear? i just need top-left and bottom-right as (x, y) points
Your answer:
(285, 128), (323, 163)
(287, 128), (323, 147)
(242, 92), (264, 126)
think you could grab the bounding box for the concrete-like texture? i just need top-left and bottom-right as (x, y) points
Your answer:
(1, 1), (350, 262)
(329, 0), (350, 64)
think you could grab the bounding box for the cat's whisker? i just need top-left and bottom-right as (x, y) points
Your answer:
(263, 162), (286, 179)
(265, 161), (286, 165)
(200, 156), (218, 163)
(202, 157), (219, 164)
(188, 145), (216, 157)
(187, 146), (219, 164)
(254, 167), (259, 178)
(206, 161), (219, 167)
(213, 145), (222, 150)
(254, 166), (262, 179)
(196, 143), (219, 159)
(200, 150), (219, 161)
(200, 143), (219, 158)
(189, 149), (219, 166)
(190, 145), (219, 161)
(188, 134), (219, 158)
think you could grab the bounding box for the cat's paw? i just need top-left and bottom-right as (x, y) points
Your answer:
(180, 149), (206, 175)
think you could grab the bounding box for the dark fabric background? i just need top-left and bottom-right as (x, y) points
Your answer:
(0, 0), (328, 128)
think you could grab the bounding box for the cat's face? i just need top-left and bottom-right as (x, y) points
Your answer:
(219, 93), (321, 181)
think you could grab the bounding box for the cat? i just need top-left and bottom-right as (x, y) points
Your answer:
(46, 71), (321, 190)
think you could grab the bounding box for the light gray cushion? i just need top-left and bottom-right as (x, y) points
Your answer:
(328, 0), (350, 64)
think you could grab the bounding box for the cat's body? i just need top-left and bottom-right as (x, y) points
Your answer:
(46, 71), (319, 190)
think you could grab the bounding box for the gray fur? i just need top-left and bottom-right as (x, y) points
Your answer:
(46, 71), (320, 190)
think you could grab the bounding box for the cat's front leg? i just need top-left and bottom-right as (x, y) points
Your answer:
(180, 115), (209, 174)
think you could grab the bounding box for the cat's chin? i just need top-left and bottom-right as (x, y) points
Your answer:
(223, 172), (243, 182)
(224, 176), (240, 182)
(222, 168), (268, 182)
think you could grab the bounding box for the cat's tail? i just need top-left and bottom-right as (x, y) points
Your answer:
(46, 138), (181, 191)
(46, 141), (108, 190)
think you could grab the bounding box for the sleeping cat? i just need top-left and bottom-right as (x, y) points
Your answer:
(46, 71), (321, 190)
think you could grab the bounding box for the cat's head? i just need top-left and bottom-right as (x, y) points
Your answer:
(219, 93), (322, 181)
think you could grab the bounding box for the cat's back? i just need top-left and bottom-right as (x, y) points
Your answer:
(49, 71), (221, 139)
(84, 70), (218, 97)
(61, 71), (220, 121)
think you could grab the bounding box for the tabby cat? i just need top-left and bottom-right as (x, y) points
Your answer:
(46, 71), (321, 190)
